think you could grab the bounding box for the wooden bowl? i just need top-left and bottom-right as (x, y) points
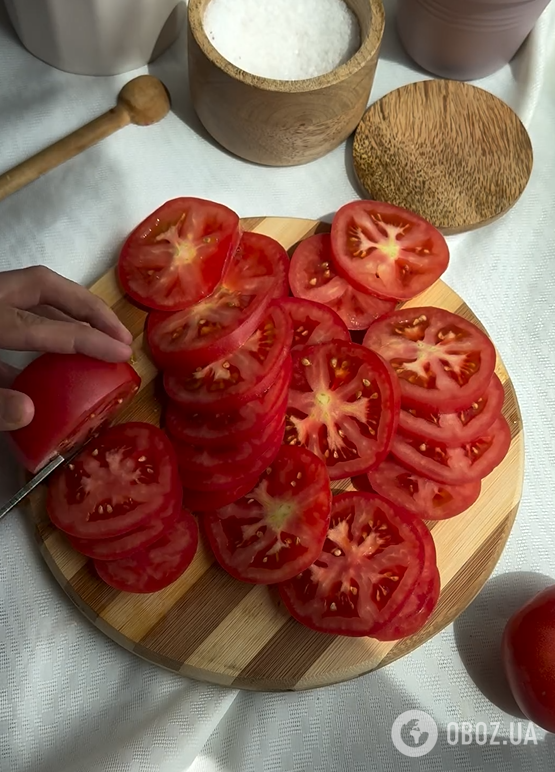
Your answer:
(187, 0), (385, 166)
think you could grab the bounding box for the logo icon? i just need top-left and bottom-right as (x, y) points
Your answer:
(391, 710), (439, 758)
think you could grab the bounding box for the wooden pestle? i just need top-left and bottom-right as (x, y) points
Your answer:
(0, 75), (171, 202)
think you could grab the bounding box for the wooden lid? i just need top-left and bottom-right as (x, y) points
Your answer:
(352, 79), (533, 234)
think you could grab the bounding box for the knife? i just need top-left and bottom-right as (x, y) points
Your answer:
(0, 440), (91, 522)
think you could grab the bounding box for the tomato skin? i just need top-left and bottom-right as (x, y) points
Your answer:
(47, 422), (182, 539)
(502, 586), (555, 733)
(203, 446), (332, 585)
(182, 476), (260, 512)
(118, 197), (241, 312)
(94, 509), (198, 593)
(330, 200), (449, 300)
(9, 354), (140, 473)
(281, 297), (350, 349)
(363, 307), (497, 412)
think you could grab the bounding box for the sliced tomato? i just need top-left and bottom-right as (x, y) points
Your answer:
(373, 517), (440, 641)
(118, 197), (241, 312)
(146, 231), (289, 371)
(278, 492), (425, 636)
(282, 297), (350, 349)
(330, 200), (449, 300)
(363, 307), (497, 412)
(289, 233), (396, 330)
(164, 305), (293, 412)
(182, 476), (260, 512)
(398, 373), (504, 445)
(203, 446), (332, 584)
(68, 501), (180, 561)
(368, 456), (481, 520)
(94, 509), (198, 593)
(47, 422), (181, 539)
(9, 354), (140, 474)
(164, 359), (291, 447)
(391, 416), (511, 485)
(285, 341), (400, 480)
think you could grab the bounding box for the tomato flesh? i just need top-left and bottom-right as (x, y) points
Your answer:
(163, 305), (293, 412)
(282, 297), (350, 350)
(47, 422), (181, 539)
(118, 197), (241, 312)
(94, 509), (198, 593)
(285, 341), (401, 480)
(203, 446), (332, 584)
(9, 353), (140, 473)
(368, 456), (482, 520)
(363, 307), (497, 412)
(278, 492), (425, 636)
(330, 200), (449, 300)
(391, 416), (511, 485)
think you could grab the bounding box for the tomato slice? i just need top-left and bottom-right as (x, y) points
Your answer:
(330, 200), (449, 300)
(68, 501), (180, 561)
(9, 354), (140, 473)
(47, 422), (182, 539)
(94, 509), (198, 593)
(285, 341), (400, 480)
(391, 416), (511, 485)
(164, 358), (291, 447)
(363, 307), (497, 412)
(398, 373), (504, 445)
(163, 305), (293, 412)
(373, 518), (440, 641)
(203, 446), (332, 584)
(118, 197), (241, 312)
(278, 492), (425, 636)
(182, 476), (260, 512)
(289, 233), (396, 330)
(146, 231), (289, 371)
(368, 456), (481, 520)
(282, 297), (350, 349)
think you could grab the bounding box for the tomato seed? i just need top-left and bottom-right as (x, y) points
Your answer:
(330, 602), (337, 611)
(309, 278), (317, 286)
(291, 481), (297, 487)
(138, 456), (146, 462)
(98, 506), (104, 514)
(68, 464), (74, 471)
(301, 358), (311, 366)
(333, 549), (342, 556)
(92, 449), (99, 457)
(106, 505), (113, 514)
(331, 358), (338, 368)
(362, 379), (371, 388)
(296, 472), (302, 479)
(256, 530), (263, 537)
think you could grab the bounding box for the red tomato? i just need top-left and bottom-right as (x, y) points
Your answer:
(9, 354), (140, 474)
(399, 374), (505, 445)
(391, 416), (511, 485)
(164, 305), (293, 412)
(164, 358), (291, 447)
(363, 307), (497, 412)
(285, 341), (401, 480)
(282, 297), (350, 349)
(502, 586), (555, 733)
(289, 233), (396, 330)
(146, 231), (289, 371)
(47, 422), (181, 539)
(182, 476), (260, 512)
(95, 509), (198, 593)
(330, 200), (449, 300)
(68, 501), (180, 561)
(118, 197), (241, 312)
(203, 446), (332, 584)
(368, 456), (481, 520)
(278, 492), (425, 636)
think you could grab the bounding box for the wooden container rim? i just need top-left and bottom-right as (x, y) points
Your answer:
(188, 0), (385, 93)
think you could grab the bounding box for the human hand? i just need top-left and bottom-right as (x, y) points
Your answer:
(0, 266), (133, 431)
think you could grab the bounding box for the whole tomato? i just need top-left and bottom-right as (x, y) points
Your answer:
(502, 585), (555, 732)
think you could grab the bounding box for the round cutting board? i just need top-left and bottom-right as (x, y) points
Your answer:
(28, 217), (524, 691)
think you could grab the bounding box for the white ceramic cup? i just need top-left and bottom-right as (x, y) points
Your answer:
(4, 0), (186, 76)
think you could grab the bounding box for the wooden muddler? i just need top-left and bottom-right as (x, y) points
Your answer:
(0, 75), (171, 202)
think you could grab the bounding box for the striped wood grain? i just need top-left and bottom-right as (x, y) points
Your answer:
(27, 218), (524, 691)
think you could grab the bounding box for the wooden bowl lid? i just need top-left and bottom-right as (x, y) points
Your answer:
(352, 79), (533, 234)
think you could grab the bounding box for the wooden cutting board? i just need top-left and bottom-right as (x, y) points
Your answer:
(27, 217), (524, 691)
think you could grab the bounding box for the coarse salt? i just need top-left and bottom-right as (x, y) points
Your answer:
(203, 0), (361, 81)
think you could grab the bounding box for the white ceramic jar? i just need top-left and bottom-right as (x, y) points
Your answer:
(4, 0), (186, 76)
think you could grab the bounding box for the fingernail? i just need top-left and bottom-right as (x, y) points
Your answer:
(0, 392), (34, 431)
(119, 326), (134, 345)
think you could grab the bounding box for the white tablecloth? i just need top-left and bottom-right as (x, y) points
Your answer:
(1, 1), (555, 770)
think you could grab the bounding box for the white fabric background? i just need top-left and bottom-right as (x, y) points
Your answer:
(1, 1), (555, 770)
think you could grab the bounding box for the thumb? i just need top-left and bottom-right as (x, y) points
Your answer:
(0, 389), (35, 431)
